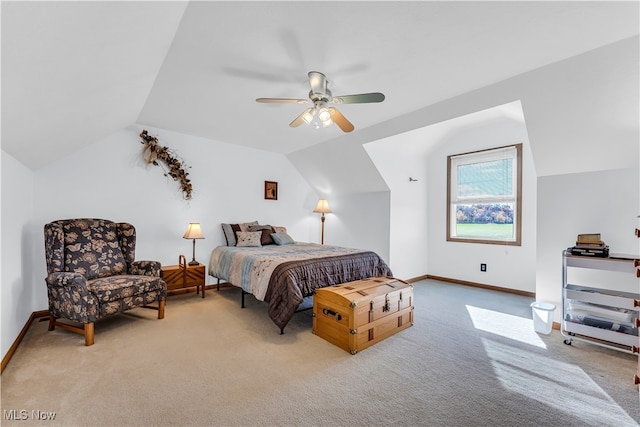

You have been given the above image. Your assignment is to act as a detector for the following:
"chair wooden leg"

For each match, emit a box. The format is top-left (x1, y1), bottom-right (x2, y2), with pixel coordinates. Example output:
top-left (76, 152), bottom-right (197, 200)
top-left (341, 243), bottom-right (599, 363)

top-left (84, 323), bottom-right (94, 346)
top-left (158, 300), bottom-right (165, 319)
top-left (48, 317), bottom-right (93, 345)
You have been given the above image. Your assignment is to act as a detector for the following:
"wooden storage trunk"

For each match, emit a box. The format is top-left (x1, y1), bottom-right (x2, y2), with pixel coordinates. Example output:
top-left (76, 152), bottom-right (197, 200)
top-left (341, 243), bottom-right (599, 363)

top-left (313, 277), bottom-right (413, 354)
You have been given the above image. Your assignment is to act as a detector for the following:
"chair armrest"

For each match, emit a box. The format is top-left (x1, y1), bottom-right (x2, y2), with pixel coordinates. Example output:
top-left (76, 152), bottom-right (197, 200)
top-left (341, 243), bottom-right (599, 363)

top-left (130, 260), bottom-right (161, 277)
top-left (46, 272), bottom-right (89, 293)
top-left (45, 272), bottom-right (98, 323)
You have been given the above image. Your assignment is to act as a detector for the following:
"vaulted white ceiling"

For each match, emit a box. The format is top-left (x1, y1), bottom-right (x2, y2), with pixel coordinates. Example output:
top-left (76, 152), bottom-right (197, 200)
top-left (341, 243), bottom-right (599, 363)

top-left (2, 1), bottom-right (639, 171)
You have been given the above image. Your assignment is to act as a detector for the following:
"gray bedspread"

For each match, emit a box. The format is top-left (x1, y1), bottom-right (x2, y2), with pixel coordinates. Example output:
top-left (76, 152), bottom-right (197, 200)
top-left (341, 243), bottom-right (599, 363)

top-left (208, 243), bottom-right (392, 331)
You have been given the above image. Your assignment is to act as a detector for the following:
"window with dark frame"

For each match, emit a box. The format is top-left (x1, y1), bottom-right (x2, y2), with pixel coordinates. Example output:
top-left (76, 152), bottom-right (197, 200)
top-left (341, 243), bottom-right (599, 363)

top-left (447, 144), bottom-right (522, 245)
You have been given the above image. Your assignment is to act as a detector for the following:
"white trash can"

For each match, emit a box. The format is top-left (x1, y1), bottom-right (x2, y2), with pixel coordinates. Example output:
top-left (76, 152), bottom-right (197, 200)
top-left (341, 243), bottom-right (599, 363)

top-left (530, 302), bottom-right (556, 334)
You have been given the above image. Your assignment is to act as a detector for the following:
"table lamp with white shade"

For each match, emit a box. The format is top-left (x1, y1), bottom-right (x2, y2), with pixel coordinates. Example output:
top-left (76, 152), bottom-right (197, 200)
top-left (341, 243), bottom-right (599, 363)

top-left (183, 222), bottom-right (205, 265)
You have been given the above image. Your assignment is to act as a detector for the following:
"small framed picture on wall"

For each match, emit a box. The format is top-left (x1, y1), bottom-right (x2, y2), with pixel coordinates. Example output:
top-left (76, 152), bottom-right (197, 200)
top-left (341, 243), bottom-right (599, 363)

top-left (264, 181), bottom-right (278, 200)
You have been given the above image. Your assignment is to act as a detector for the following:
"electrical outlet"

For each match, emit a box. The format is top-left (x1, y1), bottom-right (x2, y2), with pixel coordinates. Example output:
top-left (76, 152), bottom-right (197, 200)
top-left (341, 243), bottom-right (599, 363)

top-left (480, 263), bottom-right (487, 272)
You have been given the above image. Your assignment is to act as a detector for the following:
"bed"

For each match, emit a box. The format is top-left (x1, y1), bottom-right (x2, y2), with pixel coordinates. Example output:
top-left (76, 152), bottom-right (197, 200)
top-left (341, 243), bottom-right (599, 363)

top-left (208, 223), bottom-right (392, 333)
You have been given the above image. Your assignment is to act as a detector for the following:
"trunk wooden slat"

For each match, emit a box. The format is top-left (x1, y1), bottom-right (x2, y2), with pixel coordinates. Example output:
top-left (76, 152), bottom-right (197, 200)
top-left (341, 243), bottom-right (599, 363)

top-left (313, 277), bottom-right (413, 354)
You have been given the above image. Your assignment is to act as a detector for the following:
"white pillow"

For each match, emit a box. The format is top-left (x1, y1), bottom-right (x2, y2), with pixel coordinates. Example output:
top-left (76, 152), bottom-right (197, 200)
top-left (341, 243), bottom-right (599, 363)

top-left (236, 231), bottom-right (262, 247)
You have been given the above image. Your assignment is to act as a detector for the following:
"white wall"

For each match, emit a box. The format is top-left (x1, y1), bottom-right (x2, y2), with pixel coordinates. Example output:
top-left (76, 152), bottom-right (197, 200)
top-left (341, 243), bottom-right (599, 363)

top-left (2, 125), bottom-right (317, 360)
top-left (1, 151), bottom-right (36, 358)
top-left (426, 117), bottom-right (537, 292)
top-left (537, 167), bottom-right (639, 322)
top-left (364, 134), bottom-right (429, 281)
top-left (316, 191), bottom-right (390, 264)
top-left (364, 101), bottom-right (530, 282)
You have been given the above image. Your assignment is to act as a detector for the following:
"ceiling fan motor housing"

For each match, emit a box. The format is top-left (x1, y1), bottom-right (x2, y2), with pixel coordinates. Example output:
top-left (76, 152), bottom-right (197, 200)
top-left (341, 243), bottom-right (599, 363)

top-left (308, 71), bottom-right (331, 101)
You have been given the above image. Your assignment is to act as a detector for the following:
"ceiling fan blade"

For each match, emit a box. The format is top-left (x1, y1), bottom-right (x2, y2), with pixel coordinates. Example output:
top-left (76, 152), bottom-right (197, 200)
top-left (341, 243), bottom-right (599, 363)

top-left (256, 98), bottom-right (309, 104)
top-left (290, 108), bottom-right (314, 127)
top-left (332, 92), bottom-right (385, 104)
top-left (328, 107), bottom-right (354, 133)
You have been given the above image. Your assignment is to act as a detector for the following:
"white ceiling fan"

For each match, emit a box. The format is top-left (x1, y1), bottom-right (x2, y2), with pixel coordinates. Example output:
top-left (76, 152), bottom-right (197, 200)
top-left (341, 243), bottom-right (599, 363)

top-left (256, 71), bottom-right (385, 133)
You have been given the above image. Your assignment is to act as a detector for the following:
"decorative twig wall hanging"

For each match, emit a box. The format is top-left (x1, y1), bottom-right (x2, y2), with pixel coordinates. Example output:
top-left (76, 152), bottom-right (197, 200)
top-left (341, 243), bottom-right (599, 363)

top-left (139, 129), bottom-right (193, 200)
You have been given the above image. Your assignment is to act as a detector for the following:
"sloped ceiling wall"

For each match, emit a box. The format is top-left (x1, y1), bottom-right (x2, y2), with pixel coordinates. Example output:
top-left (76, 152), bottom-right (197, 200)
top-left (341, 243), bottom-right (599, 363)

top-left (288, 36), bottom-right (639, 198)
top-left (1, 1), bottom-right (188, 169)
top-left (2, 2), bottom-right (638, 191)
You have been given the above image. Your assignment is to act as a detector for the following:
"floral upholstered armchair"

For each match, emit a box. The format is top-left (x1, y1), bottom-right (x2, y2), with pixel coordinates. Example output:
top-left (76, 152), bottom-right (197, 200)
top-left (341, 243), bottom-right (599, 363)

top-left (44, 218), bottom-right (167, 345)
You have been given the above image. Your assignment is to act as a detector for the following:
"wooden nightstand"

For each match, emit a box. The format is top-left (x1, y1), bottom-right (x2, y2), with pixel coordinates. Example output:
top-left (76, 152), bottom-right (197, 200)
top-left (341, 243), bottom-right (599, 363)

top-left (161, 255), bottom-right (206, 297)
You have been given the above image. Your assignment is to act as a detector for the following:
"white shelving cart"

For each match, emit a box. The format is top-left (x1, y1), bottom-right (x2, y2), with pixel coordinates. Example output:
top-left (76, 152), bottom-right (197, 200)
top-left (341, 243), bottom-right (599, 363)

top-left (561, 250), bottom-right (639, 354)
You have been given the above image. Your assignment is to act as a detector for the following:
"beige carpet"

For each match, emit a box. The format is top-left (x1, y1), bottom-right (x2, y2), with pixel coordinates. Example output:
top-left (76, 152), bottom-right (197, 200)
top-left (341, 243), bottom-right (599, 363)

top-left (1, 279), bottom-right (639, 426)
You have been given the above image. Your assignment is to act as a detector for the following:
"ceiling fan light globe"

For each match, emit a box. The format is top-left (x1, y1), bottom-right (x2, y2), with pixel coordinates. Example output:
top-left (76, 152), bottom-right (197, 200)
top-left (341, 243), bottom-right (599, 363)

top-left (302, 110), bottom-right (315, 124)
top-left (318, 107), bottom-right (331, 122)
top-left (321, 118), bottom-right (333, 128)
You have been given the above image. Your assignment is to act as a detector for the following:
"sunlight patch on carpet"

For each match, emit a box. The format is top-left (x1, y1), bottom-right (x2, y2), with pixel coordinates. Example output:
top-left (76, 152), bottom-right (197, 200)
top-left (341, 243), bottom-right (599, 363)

top-left (466, 304), bottom-right (546, 348)
top-left (482, 338), bottom-right (637, 426)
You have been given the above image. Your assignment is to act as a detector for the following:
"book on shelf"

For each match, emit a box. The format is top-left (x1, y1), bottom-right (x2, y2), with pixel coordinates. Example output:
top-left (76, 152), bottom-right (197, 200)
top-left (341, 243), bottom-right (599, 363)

top-left (576, 233), bottom-right (602, 244)
top-left (574, 242), bottom-right (607, 249)
top-left (569, 246), bottom-right (609, 257)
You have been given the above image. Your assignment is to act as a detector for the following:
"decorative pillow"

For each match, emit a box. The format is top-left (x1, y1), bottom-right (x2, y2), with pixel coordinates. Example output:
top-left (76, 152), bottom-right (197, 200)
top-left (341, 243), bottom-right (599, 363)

top-left (271, 232), bottom-right (295, 246)
top-left (221, 221), bottom-right (258, 246)
top-left (272, 226), bottom-right (287, 234)
top-left (236, 231), bottom-right (262, 247)
top-left (63, 219), bottom-right (127, 280)
top-left (248, 225), bottom-right (276, 245)
top-left (238, 221), bottom-right (258, 232)
top-left (221, 223), bottom-right (235, 246)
